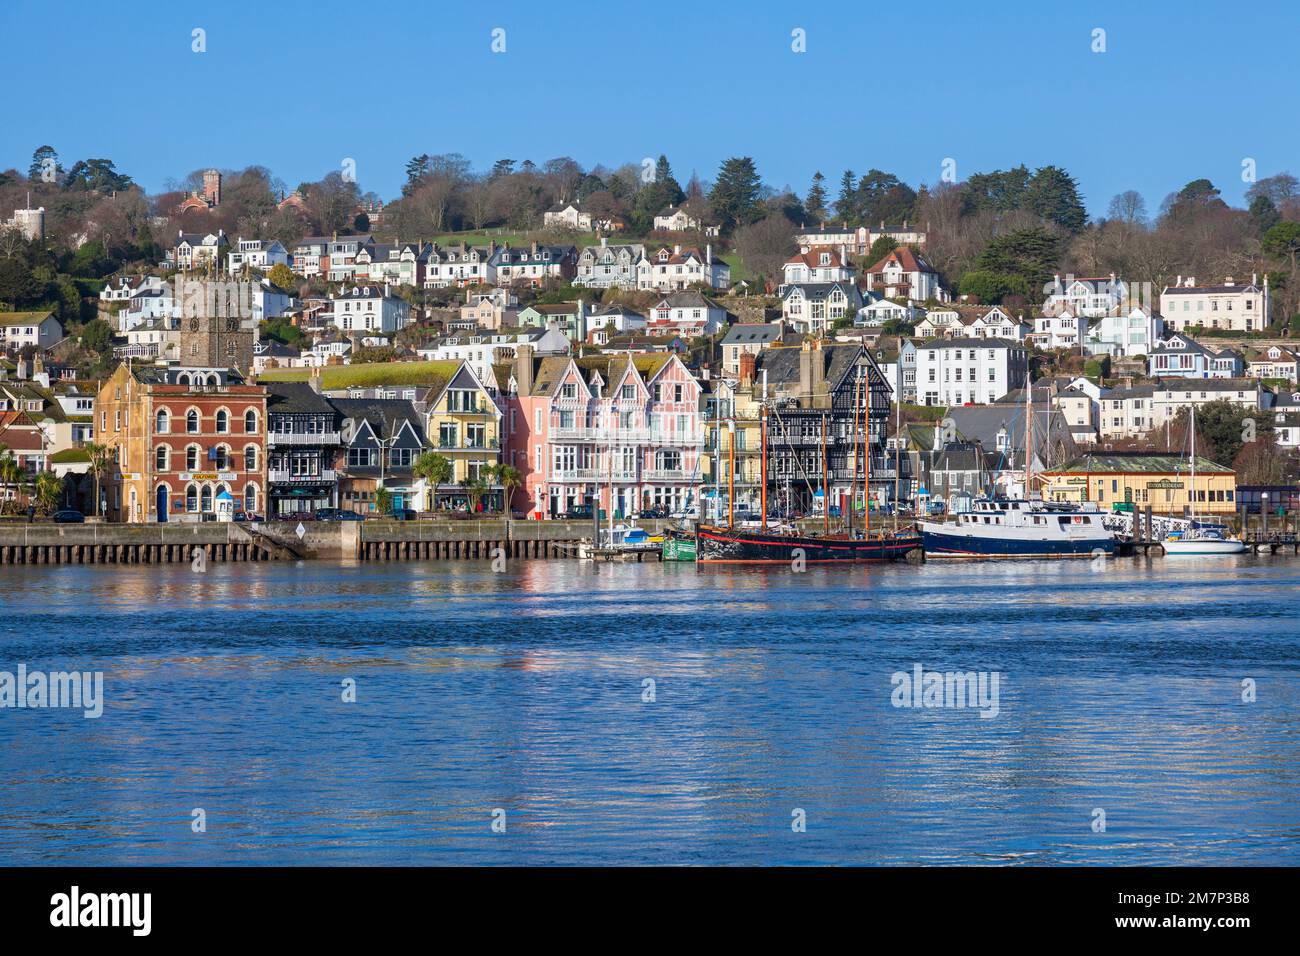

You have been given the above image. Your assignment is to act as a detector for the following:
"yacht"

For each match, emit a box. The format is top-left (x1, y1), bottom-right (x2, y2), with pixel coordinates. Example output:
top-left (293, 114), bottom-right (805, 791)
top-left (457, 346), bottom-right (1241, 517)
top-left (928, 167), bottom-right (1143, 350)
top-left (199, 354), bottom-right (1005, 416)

top-left (1162, 405), bottom-right (1246, 556)
top-left (920, 497), bottom-right (1116, 558)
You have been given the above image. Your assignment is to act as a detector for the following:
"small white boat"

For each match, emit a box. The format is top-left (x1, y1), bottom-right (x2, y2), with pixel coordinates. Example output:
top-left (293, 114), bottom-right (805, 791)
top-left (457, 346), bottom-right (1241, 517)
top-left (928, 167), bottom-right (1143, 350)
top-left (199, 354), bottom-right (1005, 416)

top-left (1163, 525), bottom-right (1247, 555)
top-left (1162, 406), bottom-right (1246, 556)
top-left (579, 523), bottom-right (661, 561)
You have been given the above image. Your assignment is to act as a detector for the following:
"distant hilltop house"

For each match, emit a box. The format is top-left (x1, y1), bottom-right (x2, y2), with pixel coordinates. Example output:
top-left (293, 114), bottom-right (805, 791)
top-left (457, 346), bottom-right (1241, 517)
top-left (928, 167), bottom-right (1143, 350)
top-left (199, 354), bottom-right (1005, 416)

top-left (1159, 275), bottom-right (1270, 333)
top-left (176, 169), bottom-right (222, 214)
top-left (794, 220), bottom-right (928, 255)
top-left (653, 203), bottom-right (719, 237)
top-left (166, 229), bottom-right (229, 270)
top-left (3, 203), bottom-right (45, 241)
top-left (543, 200), bottom-right (621, 233)
top-left (1245, 344), bottom-right (1300, 384)
top-left (780, 246), bottom-right (856, 287)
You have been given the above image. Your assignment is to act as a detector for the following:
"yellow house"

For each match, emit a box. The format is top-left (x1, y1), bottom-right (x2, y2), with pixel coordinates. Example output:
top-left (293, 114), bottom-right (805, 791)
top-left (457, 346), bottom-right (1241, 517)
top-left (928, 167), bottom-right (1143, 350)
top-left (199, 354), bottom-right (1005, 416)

top-left (1042, 452), bottom-right (1238, 515)
top-left (421, 361), bottom-right (503, 509)
top-left (702, 374), bottom-right (764, 519)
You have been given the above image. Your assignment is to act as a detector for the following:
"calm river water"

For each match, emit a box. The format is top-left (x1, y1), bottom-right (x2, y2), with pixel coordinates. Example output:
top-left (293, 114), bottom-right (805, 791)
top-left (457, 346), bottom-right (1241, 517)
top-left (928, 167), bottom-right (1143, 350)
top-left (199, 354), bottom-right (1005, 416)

top-left (1, 554), bottom-right (1297, 865)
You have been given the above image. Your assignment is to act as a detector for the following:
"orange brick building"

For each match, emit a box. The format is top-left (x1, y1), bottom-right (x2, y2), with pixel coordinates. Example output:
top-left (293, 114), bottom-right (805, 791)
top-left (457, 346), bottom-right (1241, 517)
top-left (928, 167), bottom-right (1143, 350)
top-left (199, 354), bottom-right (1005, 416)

top-left (96, 364), bottom-right (268, 522)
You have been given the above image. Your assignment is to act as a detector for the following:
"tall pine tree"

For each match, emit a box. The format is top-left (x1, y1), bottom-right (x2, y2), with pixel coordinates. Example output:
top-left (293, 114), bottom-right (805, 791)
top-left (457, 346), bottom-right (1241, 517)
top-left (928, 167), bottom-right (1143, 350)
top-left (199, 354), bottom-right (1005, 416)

top-left (805, 171), bottom-right (828, 223)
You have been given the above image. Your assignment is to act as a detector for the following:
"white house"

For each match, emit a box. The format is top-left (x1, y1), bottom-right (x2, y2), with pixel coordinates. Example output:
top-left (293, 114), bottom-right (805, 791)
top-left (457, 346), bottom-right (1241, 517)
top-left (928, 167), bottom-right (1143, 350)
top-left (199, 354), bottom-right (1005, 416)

top-left (1085, 307), bottom-right (1163, 357)
top-left (780, 246), bottom-right (855, 286)
top-left (864, 246), bottom-right (946, 302)
top-left (916, 337), bottom-right (1029, 407)
top-left (251, 277), bottom-right (297, 323)
top-left (0, 312), bottom-right (63, 351)
top-left (1031, 311), bottom-right (1089, 350)
top-left (168, 230), bottom-right (228, 270)
top-left (330, 285), bottom-right (411, 335)
top-left (636, 245), bottom-right (729, 292)
top-left (857, 296), bottom-right (925, 328)
top-left (654, 203), bottom-right (718, 236)
top-left (646, 291), bottom-right (727, 337)
top-left (227, 237), bottom-right (289, 274)
top-left (1043, 275), bottom-right (1126, 317)
top-left (782, 282), bottom-right (862, 334)
top-left (1160, 275), bottom-right (1270, 332)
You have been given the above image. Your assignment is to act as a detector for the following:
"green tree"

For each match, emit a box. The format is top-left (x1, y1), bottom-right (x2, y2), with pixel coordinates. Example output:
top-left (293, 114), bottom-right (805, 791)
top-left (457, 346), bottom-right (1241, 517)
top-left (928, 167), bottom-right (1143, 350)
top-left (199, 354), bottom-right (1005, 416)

top-left (1025, 165), bottom-right (1087, 232)
top-left (864, 235), bottom-right (898, 266)
top-left (957, 270), bottom-right (1030, 304)
top-left (1169, 400), bottom-right (1273, 467)
top-left (28, 145), bottom-right (61, 183)
top-left (835, 169), bottom-right (856, 221)
top-left (709, 157), bottom-right (763, 233)
top-left (34, 471), bottom-right (62, 514)
top-left (805, 171), bottom-right (828, 223)
top-left (974, 227), bottom-right (1064, 301)
top-left (80, 319), bottom-right (114, 358)
top-left (488, 463), bottom-right (522, 514)
top-left (1249, 195), bottom-right (1281, 236)
top-left (412, 452), bottom-right (453, 511)
top-left (1263, 221), bottom-right (1300, 320)
top-left (374, 485), bottom-right (394, 516)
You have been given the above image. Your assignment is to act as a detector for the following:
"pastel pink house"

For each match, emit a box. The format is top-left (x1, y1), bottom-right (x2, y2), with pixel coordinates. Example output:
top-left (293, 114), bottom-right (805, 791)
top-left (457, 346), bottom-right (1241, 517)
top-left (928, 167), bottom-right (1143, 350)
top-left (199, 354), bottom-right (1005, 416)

top-left (502, 345), bottom-right (703, 518)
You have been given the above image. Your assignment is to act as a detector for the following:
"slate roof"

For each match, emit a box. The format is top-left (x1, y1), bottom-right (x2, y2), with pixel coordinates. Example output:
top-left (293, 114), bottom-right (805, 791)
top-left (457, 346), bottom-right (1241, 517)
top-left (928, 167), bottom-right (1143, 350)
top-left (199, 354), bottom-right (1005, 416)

top-left (265, 381), bottom-right (337, 416)
top-left (1053, 452), bottom-right (1232, 474)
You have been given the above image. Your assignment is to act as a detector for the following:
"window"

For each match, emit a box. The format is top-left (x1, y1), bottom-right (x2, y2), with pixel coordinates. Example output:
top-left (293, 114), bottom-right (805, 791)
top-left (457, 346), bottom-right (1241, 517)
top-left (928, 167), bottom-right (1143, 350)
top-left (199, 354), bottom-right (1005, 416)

top-left (200, 486), bottom-right (213, 512)
top-left (244, 446), bottom-right (257, 472)
top-left (214, 445), bottom-right (229, 471)
top-left (187, 409), bottom-right (199, 433)
top-left (156, 409), bottom-right (170, 434)
top-left (244, 410), bottom-right (257, 433)
top-left (216, 410), bottom-right (229, 434)
top-left (244, 485), bottom-right (257, 513)
top-left (155, 446), bottom-right (169, 472)
top-left (186, 485), bottom-right (198, 512)
top-left (187, 446), bottom-right (199, 471)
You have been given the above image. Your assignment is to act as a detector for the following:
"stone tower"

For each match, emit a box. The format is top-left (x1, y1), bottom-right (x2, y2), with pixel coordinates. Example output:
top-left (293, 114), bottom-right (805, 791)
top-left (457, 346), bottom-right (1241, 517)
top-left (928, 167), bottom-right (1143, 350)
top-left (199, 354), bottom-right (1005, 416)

top-left (177, 278), bottom-right (254, 372)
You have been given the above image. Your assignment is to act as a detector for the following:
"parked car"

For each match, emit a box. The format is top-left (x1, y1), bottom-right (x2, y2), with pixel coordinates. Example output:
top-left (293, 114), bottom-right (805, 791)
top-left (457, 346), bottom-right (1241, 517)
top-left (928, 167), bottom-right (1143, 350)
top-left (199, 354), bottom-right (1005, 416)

top-left (335, 511), bottom-right (365, 521)
top-left (638, 506), bottom-right (670, 519)
top-left (52, 509), bottom-right (85, 524)
top-left (312, 508), bottom-right (345, 521)
top-left (562, 504), bottom-right (594, 520)
top-left (927, 501), bottom-right (946, 516)
top-left (390, 508), bottom-right (418, 521)
top-left (670, 506), bottom-right (699, 520)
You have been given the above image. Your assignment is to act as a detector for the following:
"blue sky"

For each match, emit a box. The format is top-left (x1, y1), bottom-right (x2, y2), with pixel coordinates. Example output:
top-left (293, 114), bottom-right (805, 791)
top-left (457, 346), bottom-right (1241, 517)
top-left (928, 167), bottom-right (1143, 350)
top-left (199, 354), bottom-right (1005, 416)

top-left (3, 0), bottom-right (1296, 217)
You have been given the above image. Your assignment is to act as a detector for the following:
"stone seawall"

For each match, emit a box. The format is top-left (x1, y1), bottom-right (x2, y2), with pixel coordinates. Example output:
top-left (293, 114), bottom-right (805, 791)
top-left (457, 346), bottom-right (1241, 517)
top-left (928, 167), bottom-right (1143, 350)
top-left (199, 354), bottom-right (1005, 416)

top-left (0, 519), bottom-right (671, 565)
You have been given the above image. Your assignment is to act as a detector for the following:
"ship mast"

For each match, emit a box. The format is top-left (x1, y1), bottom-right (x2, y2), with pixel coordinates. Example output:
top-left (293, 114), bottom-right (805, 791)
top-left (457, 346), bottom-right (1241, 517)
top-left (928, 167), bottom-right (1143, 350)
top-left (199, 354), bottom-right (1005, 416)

top-left (849, 367), bottom-right (861, 535)
top-left (1024, 371), bottom-right (1034, 498)
top-left (864, 363), bottom-right (871, 538)
top-left (893, 377), bottom-right (901, 533)
top-left (728, 418), bottom-right (736, 529)
top-left (760, 374), bottom-right (768, 532)
top-left (821, 412), bottom-right (829, 535)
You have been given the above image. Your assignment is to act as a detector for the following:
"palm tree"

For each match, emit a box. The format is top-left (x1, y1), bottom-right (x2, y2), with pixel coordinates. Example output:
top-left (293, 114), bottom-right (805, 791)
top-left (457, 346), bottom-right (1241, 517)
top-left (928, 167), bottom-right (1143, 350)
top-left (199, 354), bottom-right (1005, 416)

top-left (84, 442), bottom-right (113, 519)
top-left (460, 475), bottom-right (488, 513)
top-left (34, 471), bottom-right (62, 515)
top-left (412, 451), bottom-right (453, 511)
top-left (0, 447), bottom-right (20, 516)
top-left (487, 463), bottom-right (522, 515)
top-left (374, 485), bottom-right (394, 516)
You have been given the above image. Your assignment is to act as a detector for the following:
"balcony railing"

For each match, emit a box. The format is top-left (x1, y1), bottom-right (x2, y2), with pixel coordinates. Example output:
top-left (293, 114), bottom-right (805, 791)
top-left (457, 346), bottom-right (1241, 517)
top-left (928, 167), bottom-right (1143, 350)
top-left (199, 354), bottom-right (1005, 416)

top-left (438, 438), bottom-right (499, 449)
top-left (549, 425), bottom-right (702, 444)
top-left (269, 468), bottom-right (338, 483)
top-left (643, 468), bottom-right (694, 481)
top-left (268, 431), bottom-right (341, 446)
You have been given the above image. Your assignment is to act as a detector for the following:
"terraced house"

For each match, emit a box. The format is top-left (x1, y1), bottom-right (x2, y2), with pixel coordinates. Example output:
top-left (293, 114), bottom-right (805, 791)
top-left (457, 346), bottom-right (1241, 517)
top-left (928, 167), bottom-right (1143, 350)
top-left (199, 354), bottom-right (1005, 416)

top-left (502, 346), bottom-right (703, 518)
top-left (574, 239), bottom-right (646, 289)
top-left (421, 362), bottom-right (504, 510)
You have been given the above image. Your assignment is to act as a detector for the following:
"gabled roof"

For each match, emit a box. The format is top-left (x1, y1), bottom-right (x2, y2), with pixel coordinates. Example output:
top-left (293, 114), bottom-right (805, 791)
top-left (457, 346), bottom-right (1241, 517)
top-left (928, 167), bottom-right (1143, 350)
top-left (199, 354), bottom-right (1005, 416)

top-left (867, 246), bottom-right (936, 275)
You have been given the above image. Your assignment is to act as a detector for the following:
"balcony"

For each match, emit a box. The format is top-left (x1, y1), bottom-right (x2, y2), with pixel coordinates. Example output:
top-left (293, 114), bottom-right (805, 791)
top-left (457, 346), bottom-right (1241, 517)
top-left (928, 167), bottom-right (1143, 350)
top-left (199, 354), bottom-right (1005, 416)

top-left (268, 431), bottom-right (341, 446)
top-left (644, 468), bottom-right (694, 481)
top-left (437, 438), bottom-right (499, 450)
top-left (549, 425), bottom-right (701, 445)
top-left (269, 469), bottom-right (337, 483)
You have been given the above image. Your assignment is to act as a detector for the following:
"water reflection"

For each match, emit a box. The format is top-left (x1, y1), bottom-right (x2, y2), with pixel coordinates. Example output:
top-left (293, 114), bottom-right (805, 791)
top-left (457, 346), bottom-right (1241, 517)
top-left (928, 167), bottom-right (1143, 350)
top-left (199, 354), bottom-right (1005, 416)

top-left (0, 556), bottom-right (1297, 864)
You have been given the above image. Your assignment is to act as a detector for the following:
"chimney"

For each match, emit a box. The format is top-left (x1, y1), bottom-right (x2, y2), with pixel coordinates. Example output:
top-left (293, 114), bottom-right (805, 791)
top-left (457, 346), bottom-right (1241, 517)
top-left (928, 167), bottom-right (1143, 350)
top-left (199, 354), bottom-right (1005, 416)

top-left (799, 340), bottom-right (814, 399)
top-left (515, 344), bottom-right (535, 396)
top-left (706, 244), bottom-right (712, 266)
top-left (739, 351), bottom-right (756, 386)
top-left (308, 366), bottom-right (323, 394)
top-left (530, 240), bottom-right (538, 256)
top-left (674, 244), bottom-right (681, 255)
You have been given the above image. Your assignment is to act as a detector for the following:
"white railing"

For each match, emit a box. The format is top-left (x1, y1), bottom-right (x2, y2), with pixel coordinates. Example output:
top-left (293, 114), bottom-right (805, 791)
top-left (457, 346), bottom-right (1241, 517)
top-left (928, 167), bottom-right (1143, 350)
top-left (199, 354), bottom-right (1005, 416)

top-left (549, 425), bottom-right (702, 445)
top-left (268, 431), bottom-right (341, 446)
top-left (269, 469), bottom-right (337, 483)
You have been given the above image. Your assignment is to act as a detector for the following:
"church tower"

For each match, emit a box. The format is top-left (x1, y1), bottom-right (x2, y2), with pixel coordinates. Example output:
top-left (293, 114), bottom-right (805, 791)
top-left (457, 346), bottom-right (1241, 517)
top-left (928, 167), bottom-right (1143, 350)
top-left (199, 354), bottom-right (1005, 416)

top-left (177, 278), bottom-right (254, 372)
